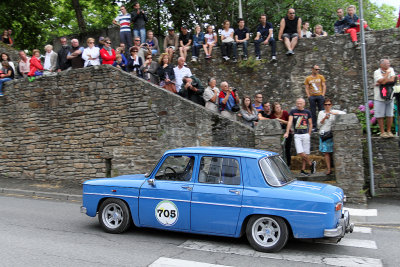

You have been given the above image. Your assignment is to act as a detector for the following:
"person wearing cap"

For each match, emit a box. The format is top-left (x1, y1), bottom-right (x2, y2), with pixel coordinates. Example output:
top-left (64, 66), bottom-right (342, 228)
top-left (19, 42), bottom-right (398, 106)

top-left (163, 27), bottom-right (179, 63)
top-left (179, 26), bottom-right (192, 63)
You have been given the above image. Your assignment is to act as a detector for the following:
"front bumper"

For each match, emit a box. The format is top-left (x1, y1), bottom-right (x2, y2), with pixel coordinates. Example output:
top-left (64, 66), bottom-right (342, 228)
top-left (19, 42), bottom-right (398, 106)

top-left (324, 210), bottom-right (354, 238)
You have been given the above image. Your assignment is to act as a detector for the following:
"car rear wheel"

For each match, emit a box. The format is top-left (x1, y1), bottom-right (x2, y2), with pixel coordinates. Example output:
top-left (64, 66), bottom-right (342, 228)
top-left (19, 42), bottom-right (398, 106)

top-left (246, 215), bottom-right (288, 252)
top-left (99, 198), bottom-right (131, 234)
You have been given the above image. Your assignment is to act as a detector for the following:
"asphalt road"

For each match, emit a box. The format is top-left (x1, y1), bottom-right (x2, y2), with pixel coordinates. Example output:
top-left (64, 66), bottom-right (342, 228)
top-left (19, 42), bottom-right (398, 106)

top-left (1, 195), bottom-right (399, 267)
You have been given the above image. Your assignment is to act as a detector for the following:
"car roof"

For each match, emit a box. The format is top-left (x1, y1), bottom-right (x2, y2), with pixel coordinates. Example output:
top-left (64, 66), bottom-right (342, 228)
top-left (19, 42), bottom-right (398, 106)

top-left (164, 147), bottom-right (278, 159)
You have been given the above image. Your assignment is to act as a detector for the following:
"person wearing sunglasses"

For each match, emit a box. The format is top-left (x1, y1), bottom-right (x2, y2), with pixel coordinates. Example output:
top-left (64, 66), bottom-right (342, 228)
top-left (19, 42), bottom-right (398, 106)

top-left (82, 38), bottom-right (100, 67)
top-left (99, 37), bottom-right (116, 65)
top-left (140, 54), bottom-right (158, 84)
top-left (278, 8), bottom-right (302, 55)
top-left (304, 65), bottom-right (326, 132)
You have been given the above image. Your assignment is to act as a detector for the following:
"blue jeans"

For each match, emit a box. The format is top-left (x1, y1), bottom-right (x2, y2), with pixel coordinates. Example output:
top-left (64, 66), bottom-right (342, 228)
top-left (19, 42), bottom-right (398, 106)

top-left (192, 44), bottom-right (202, 58)
top-left (254, 37), bottom-right (276, 57)
top-left (309, 95), bottom-right (325, 129)
top-left (133, 28), bottom-right (146, 44)
top-left (0, 78), bottom-right (12, 94)
top-left (120, 31), bottom-right (133, 49)
top-left (233, 41), bottom-right (248, 58)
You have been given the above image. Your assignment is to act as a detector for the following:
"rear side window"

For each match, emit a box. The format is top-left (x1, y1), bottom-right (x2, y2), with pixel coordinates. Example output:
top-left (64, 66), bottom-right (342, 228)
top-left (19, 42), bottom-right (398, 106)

top-left (198, 157), bottom-right (240, 185)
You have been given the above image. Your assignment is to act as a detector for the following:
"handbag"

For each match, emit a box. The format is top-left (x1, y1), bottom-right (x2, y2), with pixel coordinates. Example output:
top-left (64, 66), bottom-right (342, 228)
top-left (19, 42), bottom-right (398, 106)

top-left (222, 37), bottom-right (234, 43)
top-left (162, 82), bottom-right (177, 94)
top-left (320, 131), bottom-right (333, 141)
top-left (231, 104), bottom-right (240, 113)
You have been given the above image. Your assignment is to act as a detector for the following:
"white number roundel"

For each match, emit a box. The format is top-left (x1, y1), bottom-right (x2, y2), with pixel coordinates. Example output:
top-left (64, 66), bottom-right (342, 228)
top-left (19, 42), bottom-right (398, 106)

top-left (155, 200), bottom-right (179, 226)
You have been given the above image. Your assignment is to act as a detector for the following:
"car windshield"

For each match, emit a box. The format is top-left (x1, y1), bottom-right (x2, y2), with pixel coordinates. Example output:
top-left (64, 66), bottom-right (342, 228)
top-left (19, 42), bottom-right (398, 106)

top-left (259, 156), bottom-right (296, 186)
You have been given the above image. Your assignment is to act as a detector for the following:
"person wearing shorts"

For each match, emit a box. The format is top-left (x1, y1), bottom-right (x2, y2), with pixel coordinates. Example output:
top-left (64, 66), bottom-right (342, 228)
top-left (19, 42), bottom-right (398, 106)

top-left (284, 98), bottom-right (316, 176)
top-left (278, 8), bottom-right (302, 55)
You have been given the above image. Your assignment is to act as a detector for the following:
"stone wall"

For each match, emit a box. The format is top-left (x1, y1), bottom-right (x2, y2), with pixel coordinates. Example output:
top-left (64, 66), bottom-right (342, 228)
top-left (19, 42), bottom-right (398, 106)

top-left (0, 65), bottom-right (254, 182)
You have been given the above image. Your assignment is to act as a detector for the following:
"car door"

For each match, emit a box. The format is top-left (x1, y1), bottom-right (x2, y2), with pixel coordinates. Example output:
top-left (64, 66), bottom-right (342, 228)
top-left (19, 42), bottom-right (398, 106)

top-left (138, 154), bottom-right (195, 231)
top-left (191, 155), bottom-right (243, 236)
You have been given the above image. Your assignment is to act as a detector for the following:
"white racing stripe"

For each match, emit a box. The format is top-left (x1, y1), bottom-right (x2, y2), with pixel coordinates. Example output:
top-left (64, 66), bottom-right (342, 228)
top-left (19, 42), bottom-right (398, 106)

top-left (344, 207), bottom-right (378, 217)
top-left (149, 257), bottom-right (231, 267)
top-left (179, 240), bottom-right (382, 267)
top-left (353, 226), bottom-right (372, 234)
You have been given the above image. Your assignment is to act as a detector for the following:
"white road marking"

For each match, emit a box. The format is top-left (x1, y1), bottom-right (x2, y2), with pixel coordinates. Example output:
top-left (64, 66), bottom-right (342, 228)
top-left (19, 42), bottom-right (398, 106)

top-left (344, 207), bottom-right (378, 217)
top-left (335, 238), bottom-right (377, 249)
top-left (149, 257), bottom-right (232, 267)
top-left (179, 240), bottom-right (382, 267)
top-left (353, 226), bottom-right (372, 234)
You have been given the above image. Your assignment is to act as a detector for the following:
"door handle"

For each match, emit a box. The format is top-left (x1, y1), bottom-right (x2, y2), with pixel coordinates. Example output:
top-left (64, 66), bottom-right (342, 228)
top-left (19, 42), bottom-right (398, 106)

top-left (229, 190), bottom-right (240, 195)
top-left (181, 186), bottom-right (193, 191)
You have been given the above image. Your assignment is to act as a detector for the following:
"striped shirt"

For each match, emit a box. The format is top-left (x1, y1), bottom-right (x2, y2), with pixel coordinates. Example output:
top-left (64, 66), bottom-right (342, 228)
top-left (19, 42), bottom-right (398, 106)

top-left (115, 13), bottom-right (131, 32)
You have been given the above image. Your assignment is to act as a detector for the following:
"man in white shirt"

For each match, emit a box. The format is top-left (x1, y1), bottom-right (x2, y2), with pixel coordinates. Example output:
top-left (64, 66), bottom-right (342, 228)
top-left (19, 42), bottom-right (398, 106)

top-left (43, 44), bottom-right (58, 75)
top-left (173, 57), bottom-right (192, 93)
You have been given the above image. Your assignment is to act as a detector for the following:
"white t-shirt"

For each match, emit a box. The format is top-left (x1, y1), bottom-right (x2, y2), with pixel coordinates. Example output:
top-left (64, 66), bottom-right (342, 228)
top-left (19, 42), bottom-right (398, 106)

top-left (205, 33), bottom-right (216, 44)
top-left (173, 66), bottom-right (192, 92)
top-left (373, 67), bottom-right (396, 101)
top-left (221, 28), bottom-right (234, 38)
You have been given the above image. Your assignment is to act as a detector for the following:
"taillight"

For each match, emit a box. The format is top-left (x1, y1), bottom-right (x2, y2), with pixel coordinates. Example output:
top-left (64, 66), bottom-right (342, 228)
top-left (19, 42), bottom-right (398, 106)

top-left (335, 202), bottom-right (342, 211)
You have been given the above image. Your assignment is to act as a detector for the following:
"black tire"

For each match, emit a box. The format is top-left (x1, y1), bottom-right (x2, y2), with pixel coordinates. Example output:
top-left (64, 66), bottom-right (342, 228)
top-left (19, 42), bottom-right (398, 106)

top-left (98, 198), bottom-right (131, 234)
top-left (246, 215), bottom-right (289, 252)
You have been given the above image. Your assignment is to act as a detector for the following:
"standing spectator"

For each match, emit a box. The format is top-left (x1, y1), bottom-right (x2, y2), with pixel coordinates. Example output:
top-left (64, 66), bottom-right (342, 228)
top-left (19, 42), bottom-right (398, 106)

top-left (284, 98), bottom-right (316, 176)
top-left (203, 77), bottom-right (220, 112)
top-left (1, 30), bottom-right (12, 46)
top-left (233, 19), bottom-right (250, 61)
top-left (203, 25), bottom-right (217, 59)
top-left (254, 14), bottom-right (276, 61)
top-left (278, 8), bottom-right (302, 55)
top-left (239, 96), bottom-right (258, 128)
top-left (140, 53), bottom-right (158, 84)
top-left (7, 29), bottom-right (14, 46)
top-left (99, 38), bottom-right (116, 65)
top-left (98, 36), bottom-right (106, 50)
top-left (220, 20), bottom-right (235, 61)
top-left (312, 25), bottom-right (328, 37)
top-left (179, 26), bottom-right (192, 63)
top-left (258, 102), bottom-right (271, 120)
top-left (219, 81), bottom-right (240, 120)
top-left (343, 5), bottom-right (369, 48)
top-left (163, 27), bottom-right (179, 63)
top-left (82, 38), bottom-right (100, 67)
top-left (1, 53), bottom-right (15, 73)
top-left (43, 45), bottom-right (58, 75)
top-left (127, 46), bottom-right (143, 76)
top-left (318, 98), bottom-right (346, 175)
top-left (179, 76), bottom-right (205, 106)
top-left (28, 49), bottom-right (44, 78)
top-left (252, 93), bottom-right (264, 112)
top-left (191, 25), bottom-right (204, 62)
top-left (18, 51), bottom-right (30, 78)
top-left (67, 39), bottom-right (85, 69)
top-left (374, 59), bottom-right (396, 138)
top-left (145, 30), bottom-right (159, 55)
top-left (157, 53), bottom-right (176, 93)
top-left (0, 61), bottom-right (14, 96)
top-left (270, 102), bottom-right (292, 167)
top-left (301, 22), bottom-right (312, 38)
top-left (173, 57), bottom-right (192, 93)
top-left (304, 64), bottom-right (326, 131)
top-left (56, 37), bottom-right (70, 72)
top-left (334, 8), bottom-right (346, 34)
top-left (112, 5), bottom-right (132, 49)
top-left (131, 2), bottom-right (148, 44)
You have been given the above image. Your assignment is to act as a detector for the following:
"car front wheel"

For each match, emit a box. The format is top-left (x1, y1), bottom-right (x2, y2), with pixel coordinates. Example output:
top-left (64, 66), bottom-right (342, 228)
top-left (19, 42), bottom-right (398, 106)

top-left (99, 198), bottom-right (131, 234)
top-left (246, 215), bottom-right (288, 252)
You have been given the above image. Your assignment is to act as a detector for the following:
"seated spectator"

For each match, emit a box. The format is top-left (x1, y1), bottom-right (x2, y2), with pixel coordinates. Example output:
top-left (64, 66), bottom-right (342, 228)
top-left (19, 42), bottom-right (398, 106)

top-left (0, 61), bottom-right (14, 96)
top-left (258, 102), bottom-right (271, 120)
top-left (179, 26), bottom-right (192, 63)
top-left (127, 46), bottom-right (142, 76)
top-left (252, 93), bottom-right (264, 112)
top-left (1, 53), bottom-right (15, 73)
top-left (179, 76), bottom-right (205, 106)
top-left (278, 8), bottom-right (302, 55)
top-left (113, 54), bottom-right (127, 71)
top-left (343, 5), bottom-right (369, 47)
top-left (270, 102), bottom-right (292, 166)
top-left (220, 20), bottom-right (235, 61)
top-left (82, 38), bottom-right (100, 67)
top-left (145, 30), bottom-right (159, 55)
top-left (233, 19), bottom-right (250, 61)
top-left (191, 25), bottom-right (204, 62)
top-left (116, 47), bottom-right (128, 66)
top-left (100, 37), bottom-right (116, 65)
top-left (18, 50), bottom-right (30, 78)
top-left (28, 49), bottom-right (44, 78)
top-left (173, 57), bottom-right (192, 93)
top-left (132, 37), bottom-right (149, 63)
top-left (1, 30), bottom-right (12, 46)
top-left (163, 27), bottom-right (179, 63)
top-left (67, 38), bottom-right (85, 69)
top-left (140, 53), bottom-right (158, 84)
top-left (203, 25), bottom-right (217, 59)
top-left (254, 14), bottom-right (276, 61)
top-left (56, 37), bottom-right (71, 72)
top-left (43, 45), bottom-right (58, 75)
top-left (334, 8), bottom-right (346, 34)
top-left (203, 77), bottom-right (219, 112)
top-left (98, 36), bottom-right (106, 50)
top-left (157, 53), bottom-right (176, 93)
top-left (301, 22), bottom-right (312, 38)
top-left (219, 81), bottom-right (240, 120)
top-left (7, 29), bottom-right (14, 46)
top-left (119, 42), bottom-right (128, 57)
top-left (312, 24), bottom-right (328, 37)
top-left (239, 96), bottom-right (258, 128)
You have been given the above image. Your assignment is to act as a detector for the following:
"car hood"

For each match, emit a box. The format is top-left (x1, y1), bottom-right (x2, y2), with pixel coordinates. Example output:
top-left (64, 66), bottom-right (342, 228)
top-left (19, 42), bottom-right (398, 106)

top-left (83, 174), bottom-right (147, 188)
top-left (286, 180), bottom-right (344, 202)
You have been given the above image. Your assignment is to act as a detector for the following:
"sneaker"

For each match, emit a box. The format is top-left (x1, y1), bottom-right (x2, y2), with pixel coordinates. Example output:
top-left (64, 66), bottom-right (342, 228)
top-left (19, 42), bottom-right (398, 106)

top-left (301, 170), bottom-right (310, 176)
top-left (380, 132), bottom-right (389, 138)
top-left (310, 161), bottom-right (317, 174)
top-left (184, 62), bottom-right (187, 66)
top-left (290, 50), bottom-right (295, 55)
top-left (387, 131), bottom-right (394, 138)
top-left (286, 50), bottom-right (291, 55)
top-left (255, 56), bottom-right (261, 60)
top-left (271, 56), bottom-right (277, 61)
top-left (232, 58), bottom-right (237, 62)
top-left (353, 41), bottom-right (359, 47)
top-left (205, 54), bottom-right (210, 59)
top-left (191, 57), bottom-right (196, 62)
top-left (222, 56), bottom-right (228, 61)
top-left (243, 56), bottom-right (248, 61)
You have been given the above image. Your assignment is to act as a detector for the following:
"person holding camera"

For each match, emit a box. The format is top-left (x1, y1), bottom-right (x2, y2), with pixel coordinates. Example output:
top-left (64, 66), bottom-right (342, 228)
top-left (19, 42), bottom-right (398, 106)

top-left (131, 2), bottom-right (148, 44)
top-left (178, 76), bottom-right (205, 106)
top-left (219, 82), bottom-right (240, 121)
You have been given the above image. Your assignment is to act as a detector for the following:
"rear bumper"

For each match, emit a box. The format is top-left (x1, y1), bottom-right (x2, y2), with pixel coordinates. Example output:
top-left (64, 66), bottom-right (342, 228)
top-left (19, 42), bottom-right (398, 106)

top-left (324, 210), bottom-right (354, 238)
top-left (80, 206), bottom-right (87, 214)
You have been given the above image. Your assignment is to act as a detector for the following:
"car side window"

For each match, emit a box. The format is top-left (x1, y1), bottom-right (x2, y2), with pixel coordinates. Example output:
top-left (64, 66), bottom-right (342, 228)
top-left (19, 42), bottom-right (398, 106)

top-left (198, 157), bottom-right (240, 185)
top-left (155, 155), bottom-right (194, 181)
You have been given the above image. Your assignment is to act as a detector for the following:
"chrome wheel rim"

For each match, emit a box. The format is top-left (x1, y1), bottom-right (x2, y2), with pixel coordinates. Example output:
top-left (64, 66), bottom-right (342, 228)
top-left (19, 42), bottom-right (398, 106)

top-left (102, 203), bottom-right (124, 229)
top-left (252, 217), bottom-right (281, 248)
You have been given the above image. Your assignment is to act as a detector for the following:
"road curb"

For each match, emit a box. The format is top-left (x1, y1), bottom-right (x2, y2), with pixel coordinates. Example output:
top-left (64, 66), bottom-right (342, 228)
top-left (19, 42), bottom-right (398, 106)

top-left (0, 188), bottom-right (82, 202)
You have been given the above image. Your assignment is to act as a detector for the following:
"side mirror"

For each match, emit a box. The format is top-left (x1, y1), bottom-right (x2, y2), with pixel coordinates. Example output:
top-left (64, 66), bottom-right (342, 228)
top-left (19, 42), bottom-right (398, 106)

top-left (148, 178), bottom-right (155, 186)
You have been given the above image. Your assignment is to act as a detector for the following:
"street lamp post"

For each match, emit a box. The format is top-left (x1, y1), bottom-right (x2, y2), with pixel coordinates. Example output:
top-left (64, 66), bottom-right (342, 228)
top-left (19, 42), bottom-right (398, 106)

top-left (238, 0), bottom-right (243, 18)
